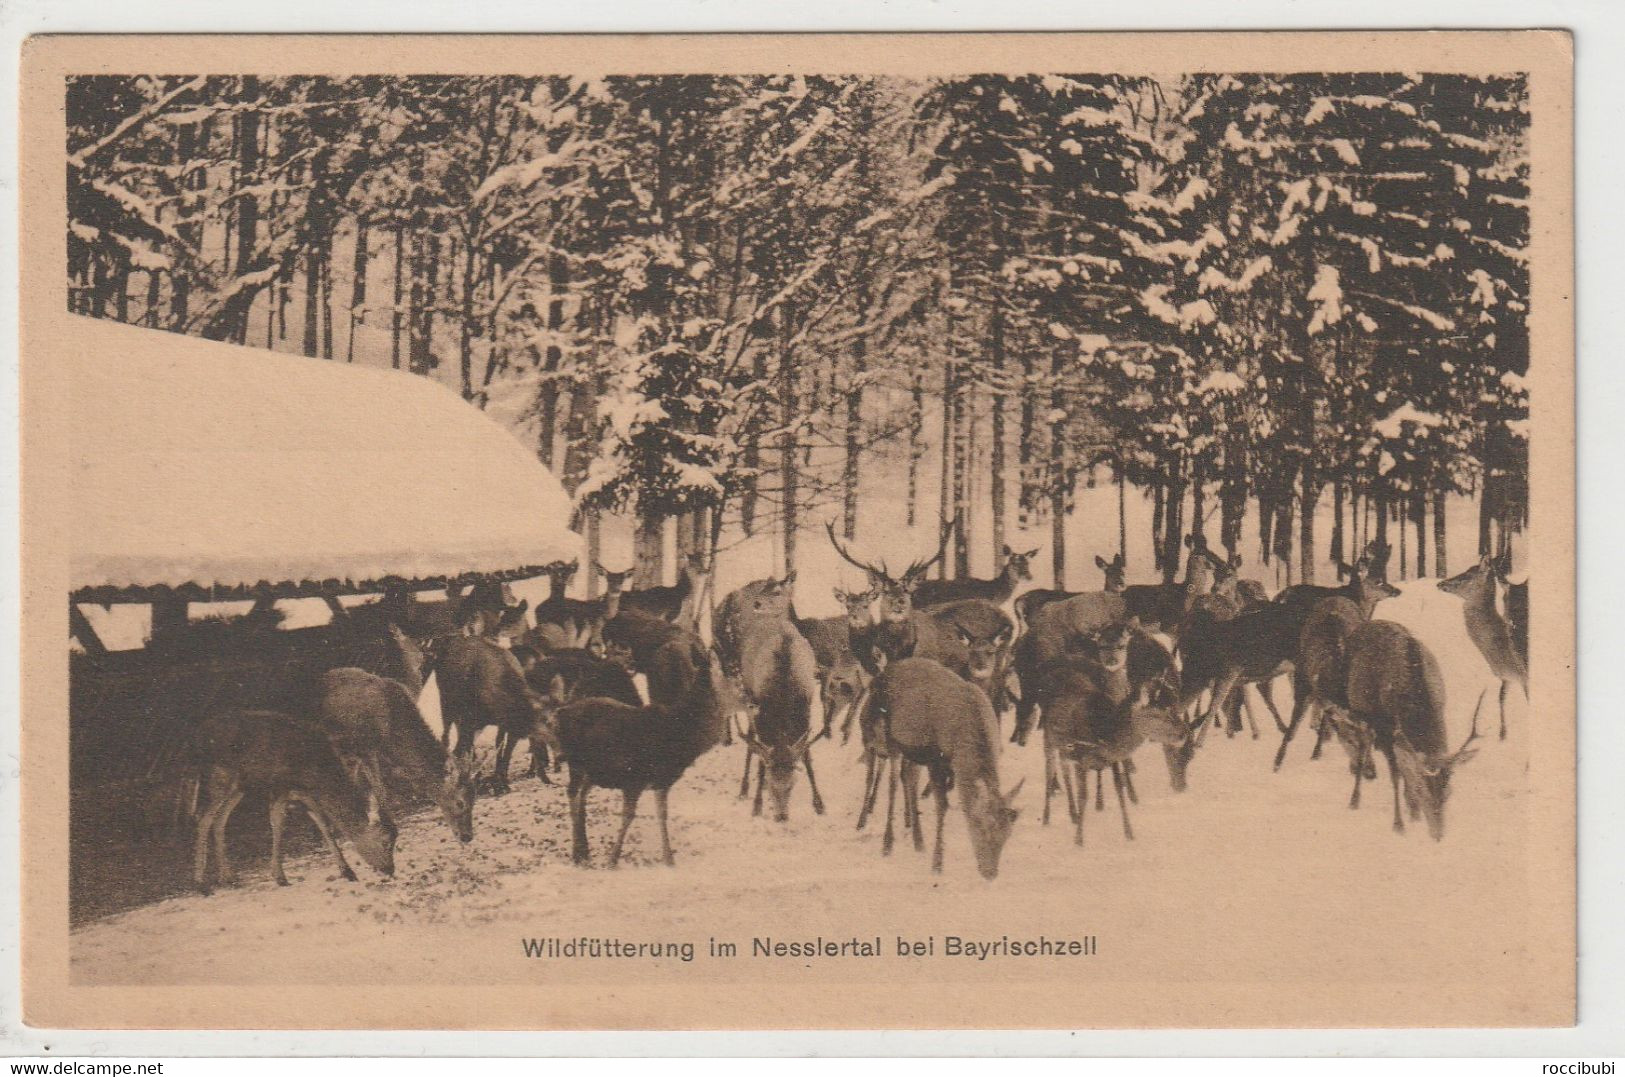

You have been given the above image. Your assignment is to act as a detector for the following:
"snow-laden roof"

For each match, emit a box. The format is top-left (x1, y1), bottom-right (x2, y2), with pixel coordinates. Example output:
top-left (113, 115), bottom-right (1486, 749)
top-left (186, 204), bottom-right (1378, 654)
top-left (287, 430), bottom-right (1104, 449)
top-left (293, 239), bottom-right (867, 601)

top-left (66, 318), bottom-right (583, 595)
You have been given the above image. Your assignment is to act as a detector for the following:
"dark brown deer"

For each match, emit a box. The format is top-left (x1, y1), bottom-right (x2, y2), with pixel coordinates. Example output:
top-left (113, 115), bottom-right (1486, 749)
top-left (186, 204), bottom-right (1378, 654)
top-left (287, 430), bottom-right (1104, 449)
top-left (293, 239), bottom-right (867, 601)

top-left (1037, 626), bottom-right (1185, 847)
top-left (1115, 535), bottom-right (1225, 637)
top-left (614, 552), bottom-right (709, 623)
top-left (1180, 558), bottom-right (1399, 740)
top-left (1438, 553), bottom-right (1528, 740)
top-left (435, 635), bottom-right (560, 793)
top-left (862, 657), bottom-right (1023, 878)
top-left (793, 586), bottom-right (874, 673)
top-left (826, 520), bottom-right (952, 624)
top-left (547, 670), bottom-right (729, 868)
top-left (189, 708), bottom-right (397, 893)
top-left (910, 543), bottom-right (1039, 609)
top-left (314, 668), bottom-right (477, 842)
top-left (1270, 591), bottom-right (1394, 774)
top-left (1343, 619), bottom-right (1481, 839)
top-left (719, 574), bottom-right (825, 821)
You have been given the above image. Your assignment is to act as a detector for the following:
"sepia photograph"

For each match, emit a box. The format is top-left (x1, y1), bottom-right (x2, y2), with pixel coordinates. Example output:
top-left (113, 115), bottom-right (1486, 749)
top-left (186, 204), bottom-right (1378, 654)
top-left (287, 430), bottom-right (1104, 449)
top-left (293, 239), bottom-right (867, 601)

top-left (16, 31), bottom-right (1574, 1032)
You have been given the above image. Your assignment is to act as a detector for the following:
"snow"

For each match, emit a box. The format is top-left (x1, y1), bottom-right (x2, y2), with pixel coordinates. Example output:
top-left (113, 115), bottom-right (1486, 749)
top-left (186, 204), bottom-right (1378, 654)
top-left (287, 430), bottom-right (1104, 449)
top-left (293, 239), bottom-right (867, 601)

top-left (66, 317), bottom-right (582, 594)
top-left (1306, 264), bottom-right (1344, 336)
top-left (1373, 403), bottom-right (1445, 439)
top-left (69, 476), bottom-right (1534, 997)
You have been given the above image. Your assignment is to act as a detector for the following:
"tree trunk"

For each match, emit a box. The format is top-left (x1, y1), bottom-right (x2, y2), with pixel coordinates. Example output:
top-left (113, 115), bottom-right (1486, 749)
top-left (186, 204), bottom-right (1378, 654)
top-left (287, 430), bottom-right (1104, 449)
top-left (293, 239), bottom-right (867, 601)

top-left (1161, 474), bottom-right (1185, 585)
top-left (1118, 461), bottom-right (1128, 565)
top-left (1433, 488), bottom-right (1448, 577)
top-left (1019, 348), bottom-right (1036, 533)
top-left (1375, 491), bottom-right (1389, 565)
top-left (1151, 478), bottom-right (1165, 574)
top-left (232, 77), bottom-right (261, 345)
top-left (1273, 486), bottom-right (1295, 584)
top-left (953, 379), bottom-right (971, 581)
top-left (939, 356), bottom-right (956, 579)
top-left (741, 351), bottom-right (765, 536)
top-left (1413, 488), bottom-right (1427, 580)
top-left (1330, 479), bottom-right (1346, 568)
top-left (390, 227), bottom-right (405, 369)
top-left (146, 270), bottom-right (162, 329)
top-left (634, 511), bottom-right (665, 590)
top-left (347, 221), bottom-right (368, 362)
top-left (1397, 501), bottom-right (1408, 581)
top-left (989, 304), bottom-right (1007, 561)
top-left (302, 247), bottom-right (321, 358)
top-left (1300, 467), bottom-right (1317, 584)
top-left (906, 373), bottom-right (923, 528)
top-left (319, 235), bottom-right (334, 359)
top-left (841, 329), bottom-right (866, 540)
top-left (1049, 350), bottom-right (1068, 589)
top-left (780, 308), bottom-right (799, 579)
top-left (1190, 461), bottom-right (1207, 543)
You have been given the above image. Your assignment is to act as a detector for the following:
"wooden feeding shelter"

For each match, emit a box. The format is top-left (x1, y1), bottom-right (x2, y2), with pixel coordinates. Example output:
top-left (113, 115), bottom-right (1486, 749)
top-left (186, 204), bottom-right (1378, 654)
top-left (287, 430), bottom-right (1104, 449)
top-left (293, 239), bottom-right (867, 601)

top-left (66, 316), bottom-right (582, 650)
top-left (62, 317), bottom-right (582, 920)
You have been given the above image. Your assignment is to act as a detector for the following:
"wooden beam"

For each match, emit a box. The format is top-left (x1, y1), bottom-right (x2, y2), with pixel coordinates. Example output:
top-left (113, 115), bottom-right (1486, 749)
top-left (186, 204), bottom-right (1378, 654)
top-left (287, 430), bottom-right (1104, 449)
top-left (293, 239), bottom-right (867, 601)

top-left (68, 604), bottom-right (107, 656)
top-left (69, 560), bottom-right (570, 606)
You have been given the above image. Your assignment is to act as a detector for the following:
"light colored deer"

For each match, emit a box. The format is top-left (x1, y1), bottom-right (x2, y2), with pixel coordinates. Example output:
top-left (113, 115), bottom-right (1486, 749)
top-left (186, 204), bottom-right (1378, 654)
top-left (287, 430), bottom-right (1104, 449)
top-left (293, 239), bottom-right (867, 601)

top-left (1438, 554), bottom-right (1528, 740)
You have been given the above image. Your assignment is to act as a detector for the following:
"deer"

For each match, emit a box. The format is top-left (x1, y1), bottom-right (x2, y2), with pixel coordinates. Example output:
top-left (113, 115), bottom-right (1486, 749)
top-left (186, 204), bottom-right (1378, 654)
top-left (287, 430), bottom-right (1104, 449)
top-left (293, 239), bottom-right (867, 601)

top-left (313, 667), bottom-right (477, 843)
top-left (614, 552), bottom-right (709, 623)
top-left (793, 586), bottom-right (875, 675)
top-left (189, 708), bottom-right (397, 893)
top-left (435, 634), bottom-right (561, 794)
top-left (860, 656), bottom-right (1024, 878)
top-left (516, 650), bottom-right (642, 777)
top-left (544, 663), bottom-right (729, 868)
top-left (1179, 555), bottom-right (1399, 743)
top-left (909, 543), bottom-right (1040, 609)
top-left (714, 572), bottom-right (826, 821)
top-left (1037, 623), bottom-right (1191, 847)
top-left (1114, 534), bottom-right (1226, 638)
top-left (826, 520), bottom-right (952, 624)
top-left (1343, 619), bottom-right (1482, 839)
top-left (1274, 540), bottom-right (1391, 614)
top-left (526, 563), bottom-right (635, 653)
top-left (1438, 553), bottom-right (1528, 740)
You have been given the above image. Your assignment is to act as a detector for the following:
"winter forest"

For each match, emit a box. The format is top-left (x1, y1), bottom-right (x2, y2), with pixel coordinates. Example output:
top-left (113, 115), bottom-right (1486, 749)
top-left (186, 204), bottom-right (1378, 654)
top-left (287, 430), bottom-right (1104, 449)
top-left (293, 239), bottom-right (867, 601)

top-left (65, 72), bottom-right (1531, 593)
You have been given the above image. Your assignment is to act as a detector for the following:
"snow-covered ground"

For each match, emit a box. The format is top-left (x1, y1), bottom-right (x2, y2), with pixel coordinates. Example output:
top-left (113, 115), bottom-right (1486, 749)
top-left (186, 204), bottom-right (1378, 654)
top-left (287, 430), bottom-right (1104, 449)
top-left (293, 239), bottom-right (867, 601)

top-left (71, 572), bottom-right (1528, 989)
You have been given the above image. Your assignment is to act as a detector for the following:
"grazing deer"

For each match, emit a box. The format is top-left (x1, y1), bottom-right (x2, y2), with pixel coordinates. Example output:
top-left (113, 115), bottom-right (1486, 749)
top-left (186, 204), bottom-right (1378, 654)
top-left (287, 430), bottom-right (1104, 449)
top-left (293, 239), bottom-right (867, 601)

top-left (717, 573), bottom-right (826, 821)
top-left (862, 657), bottom-right (1023, 878)
top-left (546, 671), bottom-right (729, 868)
top-left (1344, 620), bottom-right (1482, 839)
top-left (189, 708), bottom-right (396, 893)
top-left (910, 543), bottom-right (1040, 609)
top-left (435, 635), bottom-right (560, 793)
top-left (1269, 598), bottom-right (1372, 774)
top-left (1438, 553), bottom-right (1528, 740)
top-left (314, 668), bottom-right (477, 842)
top-left (826, 521), bottom-right (952, 624)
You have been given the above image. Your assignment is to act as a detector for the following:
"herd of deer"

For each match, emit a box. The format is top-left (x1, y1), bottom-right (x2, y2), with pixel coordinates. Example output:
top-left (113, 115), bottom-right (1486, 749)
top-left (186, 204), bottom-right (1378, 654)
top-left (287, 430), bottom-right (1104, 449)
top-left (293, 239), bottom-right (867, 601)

top-left (180, 521), bottom-right (1529, 896)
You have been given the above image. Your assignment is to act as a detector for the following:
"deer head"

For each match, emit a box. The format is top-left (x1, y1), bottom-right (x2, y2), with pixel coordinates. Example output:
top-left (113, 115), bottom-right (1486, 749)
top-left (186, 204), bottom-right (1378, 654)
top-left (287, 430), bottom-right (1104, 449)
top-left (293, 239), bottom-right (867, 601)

top-left (832, 586), bottom-right (876, 630)
top-left (1095, 552), bottom-right (1127, 592)
top-left (826, 521), bottom-right (950, 623)
top-left (439, 751), bottom-right (477, 843)
top-left (963, 777), bottom-right (1024, 880)
top-left (1001, 544), bottom-right (1040, 584)
top-left (1439, 554), bottom-right (1496, 601)
top-left (952, 616), bottom-right (1014, 682)
top-left (735, 719), bottom-right (810, 823)
top-left (1396, 708), bottom-right (1482, 841)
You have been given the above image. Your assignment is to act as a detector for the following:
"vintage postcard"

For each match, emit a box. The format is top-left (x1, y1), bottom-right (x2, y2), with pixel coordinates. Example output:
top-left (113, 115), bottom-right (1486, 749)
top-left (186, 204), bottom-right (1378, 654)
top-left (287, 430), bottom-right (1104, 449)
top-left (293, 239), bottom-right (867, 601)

top-left (19, 31), bottom-right (1574, 1030)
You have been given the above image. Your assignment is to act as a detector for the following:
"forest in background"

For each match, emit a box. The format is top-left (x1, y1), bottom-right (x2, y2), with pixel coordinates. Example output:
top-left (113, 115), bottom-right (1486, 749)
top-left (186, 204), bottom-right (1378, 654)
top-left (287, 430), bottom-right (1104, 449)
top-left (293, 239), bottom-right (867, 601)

top-left (65, 72), bottom-right (1531, 592)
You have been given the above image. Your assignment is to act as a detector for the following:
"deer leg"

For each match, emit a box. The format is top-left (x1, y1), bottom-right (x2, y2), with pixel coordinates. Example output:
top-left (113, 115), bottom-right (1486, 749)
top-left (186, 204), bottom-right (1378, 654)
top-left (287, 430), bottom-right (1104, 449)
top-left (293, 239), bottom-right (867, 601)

top-left (1095, 766), bottom-right (1105, 812)
top-left (1112, 763), bottom-right (1134, 841)
top-left (609, 788), bottom-right (642, 869)
top-left (1041, 741), bottom-right (1055, 826)
top-left (1123, 761), bottom-right (1139, 805)
top-left (290, 792), bottom-right (356, 882)
top-left (493, 731), bottom-right (517, 795)
top-left (1204, 670), bottom-right (1243, 730)
top-left (1349, 731), bottom-right (1367, 809)
top-left (1382, 744), bottom-right (1405, 834)
top-left (654, 787), bottom-right (675, 867)
top-left (902, 763), bottom-right (925, 853)
top-left (1276, 692), bottom-right (1312, 771)
top-left (1255, 680), bottom-right (1288, 737)
top-left (568, 771), bottom-right (592, 866)
top-left (931, 770), bottom-right (949, 874)
top-left (738, 745), bottom-right (752, 799)
top-left (269, 794), bottom-right (293, 886)
top-left (211, 787), bottom-right (245, 887)
top-left (1498, 678), bottom-right (1510, 741)
top-left (1072, 762), bottom-right (1086, 848)
top-left (883, 756), bottom-right (899, 857)
top-left (803, 750), bottom-right (826, 816)
top-left (192, 777), bottom-right (230, 893)
top-left (529, 737), bottom-right (553, 785)
top-left (751, 757), bottom-right (766, 817)
top-left (857, 750), bottom-right (880, 831)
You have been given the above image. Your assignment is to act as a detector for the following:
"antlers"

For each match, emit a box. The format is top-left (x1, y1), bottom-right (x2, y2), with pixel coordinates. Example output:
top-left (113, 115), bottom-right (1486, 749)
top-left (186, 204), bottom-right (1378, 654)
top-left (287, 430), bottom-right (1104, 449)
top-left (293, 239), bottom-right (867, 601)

top-left (825, 521), bottom-right (889, 584)
top-left (825, 520), bottom-right (953, 591)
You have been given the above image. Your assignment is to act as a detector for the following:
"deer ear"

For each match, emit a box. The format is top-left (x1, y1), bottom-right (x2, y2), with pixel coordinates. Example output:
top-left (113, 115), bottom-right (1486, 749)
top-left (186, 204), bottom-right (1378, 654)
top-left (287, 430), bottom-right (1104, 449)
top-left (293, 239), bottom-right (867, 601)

top-left (1095, 555), bottom-right (1108, 570)
top-left (547, 673), bottom-right (568, 701)
top-left (1001, 544), bottom-right (1012, 556)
